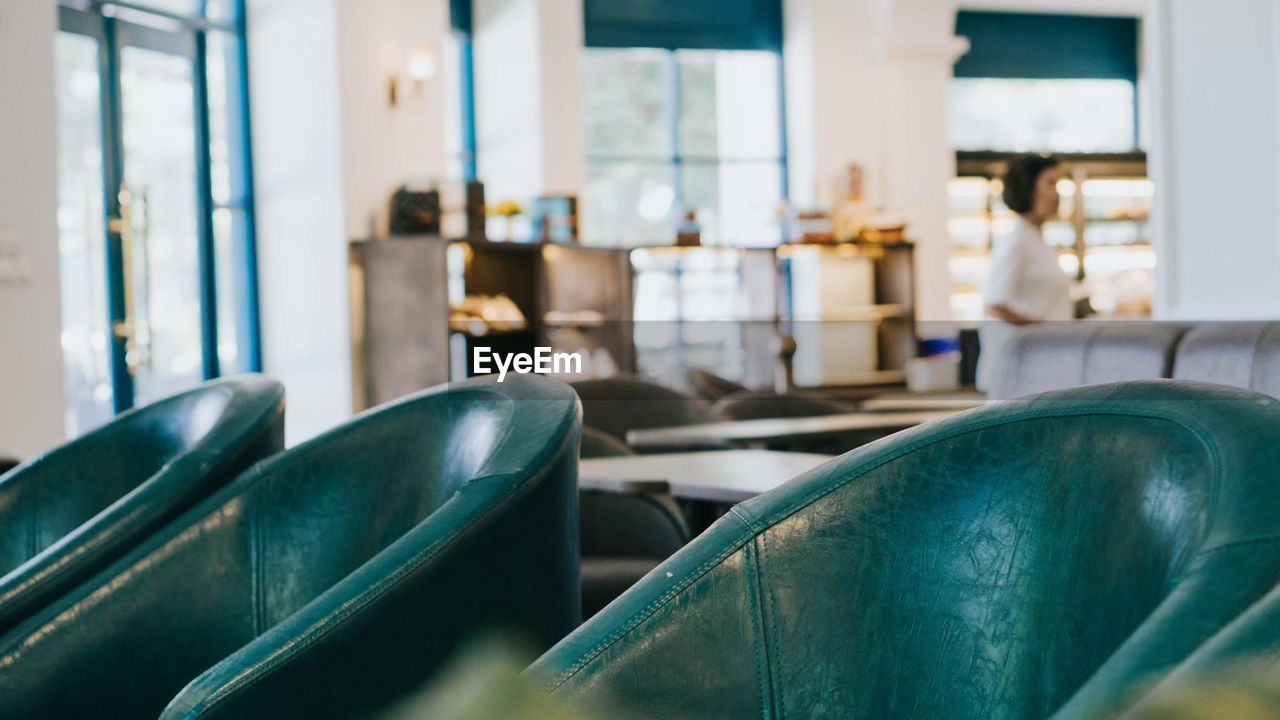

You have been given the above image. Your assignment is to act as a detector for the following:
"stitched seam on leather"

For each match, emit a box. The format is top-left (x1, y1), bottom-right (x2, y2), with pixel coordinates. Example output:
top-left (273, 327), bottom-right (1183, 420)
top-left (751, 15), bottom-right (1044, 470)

top-left (252, 482), bottom-right (265, 637)
top-left (545, 510), bottom-right (756, 688)
top-left (761, 531), bottom-right (785, 720)
top-left (1193, 535), bottom-right (1280, 557)
top-left (190, 415), bottom-right (577, 716)
top-left (743, 536), bottom-right (774, 720)
top-left (546, 403), bottom-right (1226, 689)
top-left (193, 470), bottom-right (541, 714)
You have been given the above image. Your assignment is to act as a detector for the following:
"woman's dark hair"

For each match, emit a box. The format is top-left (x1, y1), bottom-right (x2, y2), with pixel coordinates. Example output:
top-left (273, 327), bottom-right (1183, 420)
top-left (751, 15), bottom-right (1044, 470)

top-left (1002, 154), bottom-right (1060, 214)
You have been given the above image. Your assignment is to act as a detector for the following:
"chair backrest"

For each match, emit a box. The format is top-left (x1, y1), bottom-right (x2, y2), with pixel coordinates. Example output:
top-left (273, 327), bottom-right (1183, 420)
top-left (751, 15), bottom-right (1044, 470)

top-left (0, 375), bottom-right (581, 720)
top-left (711, 391), bottom-right (854, 421)
top-left (685, 369), bottom-right (748, 403)
top-left (579, 426), bottom-right (634, 459)
top-left (0, 375), bottom-right (283, 633)
top-left (991, 323), bottom-right (1187, 400)
top-left (532, 381), bottom-right (1280, 720)
top-left (1172, 322), bottom-right (1280, 398)
top-left (571, 376), bottom-right (717, 441)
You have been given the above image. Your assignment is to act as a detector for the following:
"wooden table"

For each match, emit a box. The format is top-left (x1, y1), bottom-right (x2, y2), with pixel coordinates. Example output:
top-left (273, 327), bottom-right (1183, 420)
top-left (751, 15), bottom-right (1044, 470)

top-left (626, 409), bottom-right (958, 452)
top-left (859, 391), bottom-right (987, 412)
top-left (579, 450), bottom-right (835, 504)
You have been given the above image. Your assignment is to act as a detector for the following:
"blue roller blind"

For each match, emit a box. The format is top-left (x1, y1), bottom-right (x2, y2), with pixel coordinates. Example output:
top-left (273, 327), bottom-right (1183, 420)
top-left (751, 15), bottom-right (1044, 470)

top-left (584, 0), bottom-right (783, 51)
top-left (954, 11), bottom-right (1139, 81)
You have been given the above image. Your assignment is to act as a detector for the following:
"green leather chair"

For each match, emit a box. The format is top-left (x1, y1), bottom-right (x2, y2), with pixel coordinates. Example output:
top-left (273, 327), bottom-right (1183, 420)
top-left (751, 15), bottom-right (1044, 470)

top-left (0, 375), bottom-right (581, 720)
top-left (571, 376), bottom-right (728, 453)
top-left (531, 381), bottom-right (1280, 720)
top-left (0, 375), bottom-right (283, 635)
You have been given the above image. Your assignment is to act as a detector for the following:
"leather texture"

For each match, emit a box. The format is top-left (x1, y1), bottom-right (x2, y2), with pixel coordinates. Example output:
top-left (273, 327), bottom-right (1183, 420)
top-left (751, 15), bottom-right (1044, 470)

top-left (686, 369), bottom-right (749, 403)
top-left (579, 427), bottom-right (690, 620)
top-left (572, 376), bottom-right (729, 452)
top-left (991, 323), bottom-right (1188, 400)
top-left (711, 391), bottom-right (855, 421)
top-left (0, 374), bottom-right (581, 720)
top-left (1171, 322), bottom-right (1280, 398)
top-left (531, 381), bottom-right (1280, 720)
top-left (0, 375), bottom-right (284, 635)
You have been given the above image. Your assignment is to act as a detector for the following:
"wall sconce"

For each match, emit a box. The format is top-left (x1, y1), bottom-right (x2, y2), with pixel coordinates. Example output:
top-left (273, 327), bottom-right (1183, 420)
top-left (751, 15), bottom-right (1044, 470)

top-left (388, 49), bottom-right (437, 109)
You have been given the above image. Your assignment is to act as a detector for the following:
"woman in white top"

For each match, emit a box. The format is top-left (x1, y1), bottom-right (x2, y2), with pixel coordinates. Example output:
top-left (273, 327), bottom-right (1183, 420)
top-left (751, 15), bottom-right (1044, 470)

top-left (977, 154), bottom-right (1075, 392)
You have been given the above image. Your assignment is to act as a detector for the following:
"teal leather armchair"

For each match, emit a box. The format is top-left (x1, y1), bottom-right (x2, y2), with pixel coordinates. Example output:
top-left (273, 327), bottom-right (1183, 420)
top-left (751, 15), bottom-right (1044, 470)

top-left (0, 375), bottom-right (581, 720)
top-left (0, 375), bottom-right (283, 634)
top-left (532, 381), bottom-right (1280, 720)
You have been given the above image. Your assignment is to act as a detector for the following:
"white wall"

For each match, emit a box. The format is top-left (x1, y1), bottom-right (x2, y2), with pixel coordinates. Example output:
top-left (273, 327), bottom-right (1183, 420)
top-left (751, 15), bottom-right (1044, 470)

top-left (336, 0), bottom-right (450, 239)
top-left (473, 0), bottom-right (585, 221)
top-left (784, 0), bottom-right (886, 210)
top-left (785, 0), bottom-right (965, 325)
top-left (1150, 0), bottom-right (1280, 319)
top-left (249, 0), bottom-right (449, 444)
top-left (0, 2), bottom-right (64, 459)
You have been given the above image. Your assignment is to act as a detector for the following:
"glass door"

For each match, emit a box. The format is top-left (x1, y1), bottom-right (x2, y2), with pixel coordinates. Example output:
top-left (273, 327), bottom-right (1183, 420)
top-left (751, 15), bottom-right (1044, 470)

top-left (115, 25), bottom-right (206, 405)
top-left (55, 2), bottom-right (257, 434)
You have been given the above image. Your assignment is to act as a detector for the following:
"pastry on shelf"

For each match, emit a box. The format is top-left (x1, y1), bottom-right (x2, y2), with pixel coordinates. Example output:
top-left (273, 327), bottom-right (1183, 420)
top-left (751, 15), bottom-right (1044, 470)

top-left (449, 294), bottom-right (527, 335)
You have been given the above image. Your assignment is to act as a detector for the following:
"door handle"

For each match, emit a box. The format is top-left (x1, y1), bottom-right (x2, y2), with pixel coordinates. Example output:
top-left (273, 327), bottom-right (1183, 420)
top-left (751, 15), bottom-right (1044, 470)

top-left (110, 184), bottom-right (149, 375)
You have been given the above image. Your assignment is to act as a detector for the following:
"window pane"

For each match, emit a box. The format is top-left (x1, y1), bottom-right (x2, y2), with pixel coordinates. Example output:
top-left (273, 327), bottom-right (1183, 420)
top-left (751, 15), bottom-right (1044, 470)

top-left (55, 32), bottom-right (115, 435)
top-left (582, 48), bottom-right (671, 158)
top-left (678, 50), bottom-right (780, 159)
top-left (205, 0), bottom-right (238, 22)
top-left (682, 161), bottom-right (782, 246)
top-left (950, 78), bottom-right (1136, 152)
top-left (213, 207), bottom-right (254, 373)
top-left (120, 45), bottom-right (204, 405)
top-left (125, 0), bottom-right (201, 16)
top-left (581, 162), bottom-right (676, 246)
top-left (207, 32), bottom-right (234, 206)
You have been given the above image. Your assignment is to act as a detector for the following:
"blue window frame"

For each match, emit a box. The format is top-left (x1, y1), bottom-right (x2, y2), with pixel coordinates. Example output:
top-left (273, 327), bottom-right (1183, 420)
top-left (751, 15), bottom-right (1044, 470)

top-left (55, 0), bottom-right (260, 426)
top-left (449, 0), bottom-right (477, 181)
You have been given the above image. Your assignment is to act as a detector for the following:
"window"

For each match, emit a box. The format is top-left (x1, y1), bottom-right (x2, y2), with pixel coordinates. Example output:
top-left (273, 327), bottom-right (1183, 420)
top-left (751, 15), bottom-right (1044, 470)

top-left (581, 48), bottom-right (785, 247)
top-left (950, 78), bottom-right (1136, 153)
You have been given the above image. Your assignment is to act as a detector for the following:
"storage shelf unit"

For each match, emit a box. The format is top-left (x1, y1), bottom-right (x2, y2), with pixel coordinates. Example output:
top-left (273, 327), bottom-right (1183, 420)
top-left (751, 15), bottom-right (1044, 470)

top-left (353, 236), bottom-right (918, 407)
top-left (949, 151), bottom-right (1154, 322)
top-left (350, 237), bottom-right (635, 410)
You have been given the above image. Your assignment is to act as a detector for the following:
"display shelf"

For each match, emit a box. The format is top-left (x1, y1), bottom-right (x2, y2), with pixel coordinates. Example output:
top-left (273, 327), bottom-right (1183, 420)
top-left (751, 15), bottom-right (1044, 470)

top-left (948, 150), bottom-right (1153, 322)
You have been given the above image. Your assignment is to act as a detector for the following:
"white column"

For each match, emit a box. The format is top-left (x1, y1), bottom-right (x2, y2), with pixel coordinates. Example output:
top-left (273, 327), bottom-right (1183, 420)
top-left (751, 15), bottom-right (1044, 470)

top-left (249, 0), bottom-right (451, 444)
top-left (248, 0), bottom-right (352, 445)
top-left (880, 37), bottom-right (969, 327)
top-left (783, 0), bottom-right (886, 209)
top-left (1148, 0), bottom-right (1280, 319)
top-left (473, 0), bottom-right (586, 217)
top-left (0, 2), bottom-right (64, 457)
